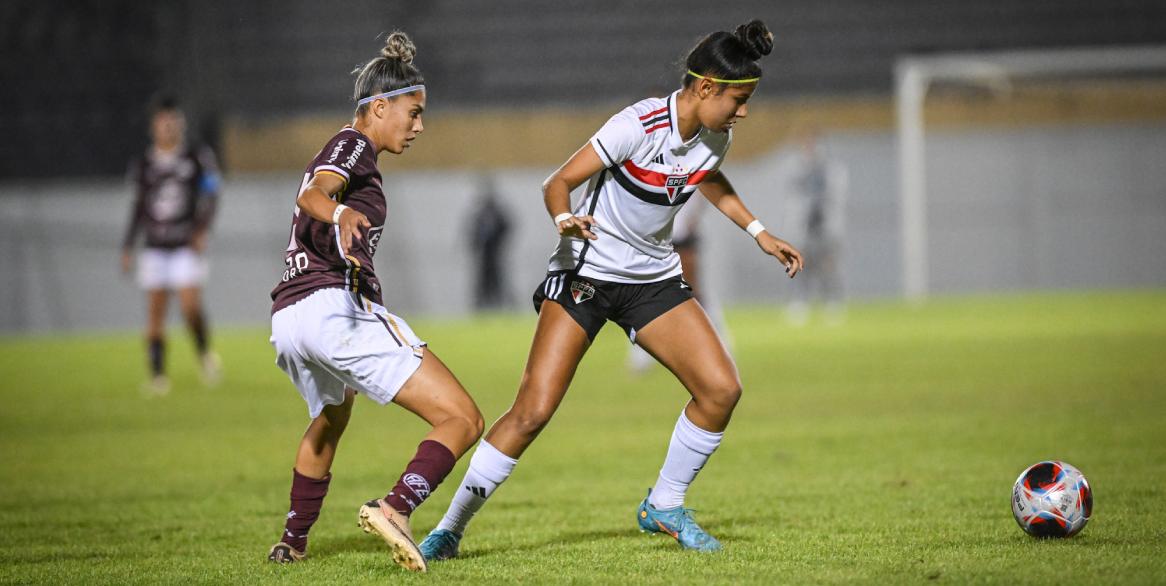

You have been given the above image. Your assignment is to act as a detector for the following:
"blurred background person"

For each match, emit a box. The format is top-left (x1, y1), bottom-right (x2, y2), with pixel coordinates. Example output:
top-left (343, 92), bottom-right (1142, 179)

top-left (466, 176), bottom-right (513, 311)
top-left (120, 95), bottom-right (222, 394)
top-left (780, 126), bottom-right (847, 326)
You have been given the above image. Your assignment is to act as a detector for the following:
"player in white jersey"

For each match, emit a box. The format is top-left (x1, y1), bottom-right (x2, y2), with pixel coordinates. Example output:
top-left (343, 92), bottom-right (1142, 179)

top-left (420, 20), bottom-right (804, 557)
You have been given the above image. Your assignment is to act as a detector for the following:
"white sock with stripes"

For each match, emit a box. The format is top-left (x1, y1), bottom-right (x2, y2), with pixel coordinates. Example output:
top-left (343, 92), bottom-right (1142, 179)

top-left (435, 440), bottom-right (517, 536)
top-left (648, 409), bottom-right (724, 510)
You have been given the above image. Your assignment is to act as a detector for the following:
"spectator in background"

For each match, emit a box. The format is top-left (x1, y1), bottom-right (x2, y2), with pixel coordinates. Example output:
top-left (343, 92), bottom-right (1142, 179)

top-left (780, 126), bottom-right (847, 325)
top-left (121, 95), bottom-right (222, 394)
top-left (466, 177), bottom-right (513, 310)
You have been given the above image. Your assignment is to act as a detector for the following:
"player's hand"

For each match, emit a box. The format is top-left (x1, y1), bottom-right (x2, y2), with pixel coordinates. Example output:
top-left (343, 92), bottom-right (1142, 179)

top-left (757, 232), bottom-right (804, 278)
top-left (556, 214), bottom-right (599, 240)
top-left (191, 232), bottom-right (208, 253)
top-left (120, 250), bottom-right (133, 276)
top-left (338, 207), bottom-right (372, 255)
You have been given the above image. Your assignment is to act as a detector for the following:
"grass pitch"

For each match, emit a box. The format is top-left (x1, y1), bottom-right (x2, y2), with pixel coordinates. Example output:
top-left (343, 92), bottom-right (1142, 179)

top-left (1, 291), bottom-right (1164, 584)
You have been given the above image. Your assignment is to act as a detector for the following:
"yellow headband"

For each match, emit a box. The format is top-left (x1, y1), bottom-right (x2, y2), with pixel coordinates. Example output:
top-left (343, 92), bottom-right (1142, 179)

top-left (687, 70), bottom-right (760, 84)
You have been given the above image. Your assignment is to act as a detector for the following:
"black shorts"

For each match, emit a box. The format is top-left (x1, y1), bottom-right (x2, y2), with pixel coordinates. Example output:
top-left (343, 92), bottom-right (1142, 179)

top-left (531, 271), bottom-right (694, 341)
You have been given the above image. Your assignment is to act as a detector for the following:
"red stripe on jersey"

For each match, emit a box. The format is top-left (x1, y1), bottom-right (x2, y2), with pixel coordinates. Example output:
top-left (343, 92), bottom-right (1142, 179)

top-left (644, 122), bottom-right (670, 134)
top-left (621, 161), bottom-right (712, 187)
top-left (638, 106), bottom-right (668, 121)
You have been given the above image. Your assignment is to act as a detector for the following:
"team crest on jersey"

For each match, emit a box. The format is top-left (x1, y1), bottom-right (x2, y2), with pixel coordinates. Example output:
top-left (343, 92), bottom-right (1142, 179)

top-left (665, 164), bottom-right (689, 202)
top-left (570, 280), bottom-right (595, 304)
top-left (367, 226), bottom-right (383, 255)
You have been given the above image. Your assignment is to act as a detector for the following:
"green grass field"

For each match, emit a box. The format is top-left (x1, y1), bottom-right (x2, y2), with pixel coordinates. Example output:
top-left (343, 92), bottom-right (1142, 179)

top-left (2, 291), bottom-right (1165, 584)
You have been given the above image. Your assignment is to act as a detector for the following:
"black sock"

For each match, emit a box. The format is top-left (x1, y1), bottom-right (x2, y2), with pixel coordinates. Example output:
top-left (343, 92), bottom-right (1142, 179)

top-left (189, 311), bottom-right (209, 355)
top-left (148, 337), bottom-right (165, 377)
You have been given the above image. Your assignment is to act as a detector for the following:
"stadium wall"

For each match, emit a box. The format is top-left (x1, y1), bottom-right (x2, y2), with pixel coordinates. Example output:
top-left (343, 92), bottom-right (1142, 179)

top-left (2, 121), bottom-right (1164, 333)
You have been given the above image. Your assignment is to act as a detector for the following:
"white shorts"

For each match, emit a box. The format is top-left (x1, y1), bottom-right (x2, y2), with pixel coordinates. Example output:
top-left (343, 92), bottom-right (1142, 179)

top-left (137, 247), bottom-right (207, 290)
top-left (270, 288), bottom-right (427, 418)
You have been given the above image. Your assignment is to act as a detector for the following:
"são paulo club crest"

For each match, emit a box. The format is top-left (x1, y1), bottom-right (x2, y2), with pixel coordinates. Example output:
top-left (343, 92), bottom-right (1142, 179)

top-left (570, 279), bottom-right (596, 304)
top-left (665, 164), bottom-right (689, 202)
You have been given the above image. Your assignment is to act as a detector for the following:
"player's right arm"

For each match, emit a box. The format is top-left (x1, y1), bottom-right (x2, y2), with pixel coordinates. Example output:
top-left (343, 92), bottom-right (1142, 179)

top-left (296, 172), bottom-right (371, 255)
top-left (542, 143), bottom-right (604, 240)
top-left (541, 106), bottom-right (643, 240)
top-left (120, 159), bottom-right (146, 275)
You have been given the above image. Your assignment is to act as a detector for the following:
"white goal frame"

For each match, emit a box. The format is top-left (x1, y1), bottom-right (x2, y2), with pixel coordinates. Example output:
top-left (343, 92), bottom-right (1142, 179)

top-left (894, 45), bottom-right (1166, 300)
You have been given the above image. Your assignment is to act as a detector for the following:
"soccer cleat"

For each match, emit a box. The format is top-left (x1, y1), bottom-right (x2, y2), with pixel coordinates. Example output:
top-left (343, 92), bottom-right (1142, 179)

top-left (142, 375), bottom-right (170, 397)
top-left (200, 352), bottom-right (222, 387)
top-left (357, 499), bottom-right (427, 572)
top-left (418, 528), bottom-right (462, 561)
top-left (267, 542), bottom-right (305, 563)
top-left (636, 490), bottom-right (722, 552)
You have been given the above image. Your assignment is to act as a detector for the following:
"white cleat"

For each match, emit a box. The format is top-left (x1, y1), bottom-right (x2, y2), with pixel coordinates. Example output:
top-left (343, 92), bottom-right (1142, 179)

top-left (357, 499), bottom-right (427, 573)
top-left (200, 352), bottom-right (222, 387)
top-left (142, 375), bottom-right (170, 397)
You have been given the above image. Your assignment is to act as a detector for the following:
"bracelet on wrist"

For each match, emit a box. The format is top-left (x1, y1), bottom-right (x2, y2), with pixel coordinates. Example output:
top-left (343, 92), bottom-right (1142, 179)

top-left (745, 219), bottom-right (765, 239)
top-left (553, 212), bottom-right (574, 226)
top-left (332, 204), bottom-right (349, 225)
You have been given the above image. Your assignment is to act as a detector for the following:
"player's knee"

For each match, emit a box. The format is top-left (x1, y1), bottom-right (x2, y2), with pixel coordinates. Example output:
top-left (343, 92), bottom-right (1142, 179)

top-left (455, 405), bottom-right (485, 441)
top-left (511, 403), bottom-right (554, 438)
top-left (703, 377), bottom-right (742, 414)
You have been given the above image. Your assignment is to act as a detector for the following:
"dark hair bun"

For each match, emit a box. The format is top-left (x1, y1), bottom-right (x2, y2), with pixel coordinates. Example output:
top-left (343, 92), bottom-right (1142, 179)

top-left (381, 31), bottom-right (416, 64)
top-left (733, 20), bottom-right (773, 61)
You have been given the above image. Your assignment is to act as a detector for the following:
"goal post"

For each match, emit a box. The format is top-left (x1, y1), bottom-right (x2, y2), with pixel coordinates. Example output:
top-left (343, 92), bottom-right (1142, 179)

top-left (894, 45), bottom-right (1166, 300)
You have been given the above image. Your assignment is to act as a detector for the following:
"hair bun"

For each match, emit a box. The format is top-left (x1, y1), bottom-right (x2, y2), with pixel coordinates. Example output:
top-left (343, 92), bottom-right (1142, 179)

top-left (733, 20), bottom-right (773, 61)
top-left (381, 31), bottom-right (416, 64)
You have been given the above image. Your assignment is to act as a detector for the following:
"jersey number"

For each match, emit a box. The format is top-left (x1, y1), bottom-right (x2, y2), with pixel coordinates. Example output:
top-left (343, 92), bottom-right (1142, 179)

top-left (282, 252), bottom-right (309, 282)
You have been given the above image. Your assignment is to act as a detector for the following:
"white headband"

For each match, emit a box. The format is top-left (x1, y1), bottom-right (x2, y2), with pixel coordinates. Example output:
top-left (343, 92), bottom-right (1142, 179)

top-left (357, 84), bottom-right (426, 106)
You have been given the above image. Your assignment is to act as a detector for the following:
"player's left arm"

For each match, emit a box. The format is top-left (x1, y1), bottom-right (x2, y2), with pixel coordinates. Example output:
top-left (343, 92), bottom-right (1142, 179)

top-left (699, 169), bottom-right (804, 278)
top-left (192, 147), bottom-right (222, 253)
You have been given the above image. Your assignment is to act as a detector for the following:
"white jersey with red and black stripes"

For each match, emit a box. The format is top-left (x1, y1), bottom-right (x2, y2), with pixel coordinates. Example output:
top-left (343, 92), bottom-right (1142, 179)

top-left (548, 89), bottom-right (731, 283)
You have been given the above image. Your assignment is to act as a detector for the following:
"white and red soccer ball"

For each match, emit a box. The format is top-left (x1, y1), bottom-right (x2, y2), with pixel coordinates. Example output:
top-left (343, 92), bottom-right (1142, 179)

top-left (1012, 460), bottom-right (1093, 538)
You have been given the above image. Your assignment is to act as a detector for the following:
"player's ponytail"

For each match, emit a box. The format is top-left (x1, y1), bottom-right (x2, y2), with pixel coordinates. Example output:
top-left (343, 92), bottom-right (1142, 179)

top-left (352, 31), bottom-right (425, 114)
top-left (683, 20), bottom-right (773, 89)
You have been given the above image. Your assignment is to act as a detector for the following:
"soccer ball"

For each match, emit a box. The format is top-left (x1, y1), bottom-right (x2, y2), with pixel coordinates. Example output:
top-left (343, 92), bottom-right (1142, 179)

top-left (1011, 460), bottom-right (1093, 538)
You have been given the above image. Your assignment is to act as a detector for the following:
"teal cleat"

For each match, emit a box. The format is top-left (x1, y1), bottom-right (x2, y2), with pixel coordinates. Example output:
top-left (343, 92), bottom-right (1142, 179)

top-left (636, 489), bottom-right (722, 552)
top-left (418, 528), bottom-right (462, 561)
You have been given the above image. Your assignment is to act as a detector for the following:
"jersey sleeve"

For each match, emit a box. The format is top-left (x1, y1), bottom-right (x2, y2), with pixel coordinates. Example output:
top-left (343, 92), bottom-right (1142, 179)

top-left (589, 108), bottom-right (645, 168)
top-left (122, 157), bottom-right (146, 249)
top-left (312, 133), bottom-right (371, 186)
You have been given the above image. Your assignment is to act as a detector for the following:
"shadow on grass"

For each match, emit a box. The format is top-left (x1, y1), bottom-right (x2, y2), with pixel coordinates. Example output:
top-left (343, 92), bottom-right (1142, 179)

top-left (309, 513), bottom-right (772, 562)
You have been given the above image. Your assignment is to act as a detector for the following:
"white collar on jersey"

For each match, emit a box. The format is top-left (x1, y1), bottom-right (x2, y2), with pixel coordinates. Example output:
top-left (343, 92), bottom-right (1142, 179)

top-left (667, 90), bottom-right (710, 155)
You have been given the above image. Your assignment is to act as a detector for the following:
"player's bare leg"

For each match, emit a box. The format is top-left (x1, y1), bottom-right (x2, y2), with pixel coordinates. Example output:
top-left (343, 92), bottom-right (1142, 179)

top-left (356, 350), bottom-right (483, 573)
top-left (178, 286), bottom-right (218, 385)
top-left (631, 299), bottom-right (740, 551)
top-left (393, 350), bottom-right (484, 457)
top-left (296, 388), bottom-right (356, 478)
top-left (486, 300), bottom-right (592, 456)
top-left (270, 388), bottom-right (356, 563)
top-left (143, 289), bottom-right (170, 395)
top-left (421, 301), bottom-right (591, 561)
top-left (635, 299), bottom-right (740, 433)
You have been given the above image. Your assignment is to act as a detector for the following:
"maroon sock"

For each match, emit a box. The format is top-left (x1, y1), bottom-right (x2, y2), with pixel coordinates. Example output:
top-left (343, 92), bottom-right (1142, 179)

top-left (384, 440), bottom-right (457, 516)
top-left (280, 469), bottom-right (331, 552)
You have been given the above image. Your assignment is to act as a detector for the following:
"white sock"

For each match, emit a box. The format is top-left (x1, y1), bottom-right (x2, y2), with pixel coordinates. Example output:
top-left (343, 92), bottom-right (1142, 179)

top-left (435, 440), bottom-right (517, 536)
top-left (648, 409), bottom-right (724, 510)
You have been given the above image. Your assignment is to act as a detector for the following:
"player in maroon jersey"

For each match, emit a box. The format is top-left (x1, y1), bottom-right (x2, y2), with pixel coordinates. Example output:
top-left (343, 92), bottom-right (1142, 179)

top-left (265, 33), bottom-right (483, 573)
top-left (121, 95), bottom-right (221, 395)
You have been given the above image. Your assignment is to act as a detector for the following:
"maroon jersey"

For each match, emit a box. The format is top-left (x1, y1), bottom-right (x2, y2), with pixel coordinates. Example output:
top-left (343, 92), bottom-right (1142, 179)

top-left (123, 145), bottom-right (221, 249)
top-left (271, 127), bottom-right (387, 313)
